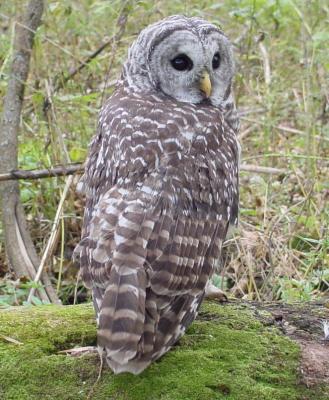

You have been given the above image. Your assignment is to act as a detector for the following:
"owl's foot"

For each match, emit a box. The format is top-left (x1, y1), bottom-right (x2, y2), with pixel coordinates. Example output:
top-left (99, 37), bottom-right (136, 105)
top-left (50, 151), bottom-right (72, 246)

top-left (205, 282), bottom-right (228, 302)
top-left (58, 346), bottom-right (98, 357)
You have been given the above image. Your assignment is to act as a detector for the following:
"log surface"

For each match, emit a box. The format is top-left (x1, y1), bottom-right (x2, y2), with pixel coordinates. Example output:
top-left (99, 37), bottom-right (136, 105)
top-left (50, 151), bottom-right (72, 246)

top-left (0, 300), bottom-right (328, 400)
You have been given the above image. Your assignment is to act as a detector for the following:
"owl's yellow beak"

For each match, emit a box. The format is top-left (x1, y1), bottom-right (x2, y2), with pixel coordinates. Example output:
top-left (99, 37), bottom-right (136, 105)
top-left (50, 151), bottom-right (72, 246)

top-left (199, 71), bottom-right (212, 98)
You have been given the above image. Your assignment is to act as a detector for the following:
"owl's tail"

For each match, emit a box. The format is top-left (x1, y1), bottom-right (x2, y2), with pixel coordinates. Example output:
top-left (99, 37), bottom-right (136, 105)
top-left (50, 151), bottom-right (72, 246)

top-left (97, 264), bottom-right (147, 370)
top-left (99, 286), bottom-right (204, 375)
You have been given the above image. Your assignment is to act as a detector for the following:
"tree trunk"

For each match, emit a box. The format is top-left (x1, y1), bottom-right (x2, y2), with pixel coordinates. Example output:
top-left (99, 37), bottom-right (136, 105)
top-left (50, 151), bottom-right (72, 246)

top-left (0, 0), bottom-right (59, 304)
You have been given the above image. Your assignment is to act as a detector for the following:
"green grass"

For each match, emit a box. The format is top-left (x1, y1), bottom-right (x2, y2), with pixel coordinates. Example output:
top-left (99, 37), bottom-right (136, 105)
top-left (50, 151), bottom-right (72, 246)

top-left (0, 0), bottom-right (328, 303)
top-left (1, 301), bottom-right (328, 400)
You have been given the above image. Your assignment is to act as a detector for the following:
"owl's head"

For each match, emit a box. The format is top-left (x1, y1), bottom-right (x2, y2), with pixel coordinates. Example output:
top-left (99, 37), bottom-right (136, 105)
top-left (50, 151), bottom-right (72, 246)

top-left (122, 15), bottom-right (235, 107)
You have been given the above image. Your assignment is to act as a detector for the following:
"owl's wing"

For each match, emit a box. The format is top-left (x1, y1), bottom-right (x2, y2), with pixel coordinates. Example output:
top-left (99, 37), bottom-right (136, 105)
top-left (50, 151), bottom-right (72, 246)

top-left (75, 88), bottom-right (177, 288)
top-left (89, 192), bottom-right (154, 365)
top-left (84, 188), bottom-right (226, 372)
top-left (74, 91), bottom-right (238, 373)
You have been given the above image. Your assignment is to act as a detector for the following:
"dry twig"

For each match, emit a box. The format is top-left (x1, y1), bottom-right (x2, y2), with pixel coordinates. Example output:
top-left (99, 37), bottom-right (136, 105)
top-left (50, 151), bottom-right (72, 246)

top-left (257, 35), bottom-right (271, 86)
top-left (0, 164), bottom-right (84, 182)
top-left (27, 175), bottom-right (74, 303)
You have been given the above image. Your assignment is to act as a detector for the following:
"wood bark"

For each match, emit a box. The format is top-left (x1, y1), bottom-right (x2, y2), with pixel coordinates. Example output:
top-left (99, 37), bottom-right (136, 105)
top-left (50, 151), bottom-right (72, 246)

top-left (0, 0), bottom-right (59, 304)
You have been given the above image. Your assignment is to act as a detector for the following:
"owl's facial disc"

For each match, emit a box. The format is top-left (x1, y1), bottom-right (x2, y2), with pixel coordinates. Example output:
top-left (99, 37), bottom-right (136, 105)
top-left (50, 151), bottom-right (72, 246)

top-left (148, 29), bottom-right (234, 106)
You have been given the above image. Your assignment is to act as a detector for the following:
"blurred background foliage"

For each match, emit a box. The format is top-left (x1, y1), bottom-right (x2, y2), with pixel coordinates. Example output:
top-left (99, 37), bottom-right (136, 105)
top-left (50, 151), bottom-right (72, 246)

top-left (0, 0), bottom-right (328, 306)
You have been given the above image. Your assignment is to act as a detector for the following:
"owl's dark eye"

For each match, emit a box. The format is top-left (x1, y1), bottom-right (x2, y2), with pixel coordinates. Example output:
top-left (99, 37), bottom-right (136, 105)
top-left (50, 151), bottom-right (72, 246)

top-left (171, 54), bottom-right (193, 71)
top-left (212, 52), bottom-right (221, 69)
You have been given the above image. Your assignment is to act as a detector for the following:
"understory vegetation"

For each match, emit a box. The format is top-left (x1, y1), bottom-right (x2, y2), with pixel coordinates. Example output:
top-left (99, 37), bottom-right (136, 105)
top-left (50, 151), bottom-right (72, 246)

top-left (0, 0), bottom-right (328, 306)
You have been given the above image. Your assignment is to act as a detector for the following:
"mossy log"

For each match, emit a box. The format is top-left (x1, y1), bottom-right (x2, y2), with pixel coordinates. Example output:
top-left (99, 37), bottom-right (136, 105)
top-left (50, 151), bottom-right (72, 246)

top-left (0, 301), bottom-right (328, 400)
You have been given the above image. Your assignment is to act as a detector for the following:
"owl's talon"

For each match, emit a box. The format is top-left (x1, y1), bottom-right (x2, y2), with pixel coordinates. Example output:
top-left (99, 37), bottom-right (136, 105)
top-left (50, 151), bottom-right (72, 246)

top-left (205, 282), bottom-right (228, 302)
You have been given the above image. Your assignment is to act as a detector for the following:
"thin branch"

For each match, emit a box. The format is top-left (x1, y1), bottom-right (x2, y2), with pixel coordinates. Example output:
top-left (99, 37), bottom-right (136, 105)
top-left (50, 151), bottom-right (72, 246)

top-left (0, 164), bottom-right (84, 182)
top-left (241, 117), bottom-right (327, 141)
top-left (238, 123), bottom-right (257, 141)
top-left (0, 162), bottom-right (286, 183)
top-left (0, 12), bottom-right (82, 64)
top-left (100, 1), bottom-right (133, 105)
top-left (258, 42), bottom-right (271, 86)
top-left (240, 164), bottom-right (286, 175)
top-left (44, 79), bottom-right (71, 163)
top-left (53, 37), bottom-right (119, 92)
top-left (27, 175), bottom-right (74, 303)
top-left (54, 1), bottom-right (133, 93)
top-left (238, 107), bottom-right (267, 116)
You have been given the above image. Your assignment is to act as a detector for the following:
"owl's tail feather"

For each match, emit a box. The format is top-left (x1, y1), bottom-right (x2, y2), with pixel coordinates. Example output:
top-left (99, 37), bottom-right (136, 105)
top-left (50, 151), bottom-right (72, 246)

top-left (101, 291), bottom-right (204, 375)
top-left (97, 265), bottom-right (147, 367)
top-left (93, 200), bottom-right (157, 373)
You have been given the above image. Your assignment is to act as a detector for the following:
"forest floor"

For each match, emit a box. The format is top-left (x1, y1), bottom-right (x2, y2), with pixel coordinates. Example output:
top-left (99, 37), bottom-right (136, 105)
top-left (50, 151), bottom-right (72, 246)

top-left (0, 0), bottom-right (328, 307)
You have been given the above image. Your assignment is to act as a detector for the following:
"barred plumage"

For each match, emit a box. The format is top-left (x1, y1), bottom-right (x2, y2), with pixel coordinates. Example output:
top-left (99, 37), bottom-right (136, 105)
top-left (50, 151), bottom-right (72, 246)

top-left (74, 15), bottom-right (240, 374)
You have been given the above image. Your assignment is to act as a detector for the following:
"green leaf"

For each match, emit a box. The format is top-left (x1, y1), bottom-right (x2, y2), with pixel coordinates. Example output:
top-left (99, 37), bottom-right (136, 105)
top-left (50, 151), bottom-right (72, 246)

top-left (69, 147), bottom-right (87, 162)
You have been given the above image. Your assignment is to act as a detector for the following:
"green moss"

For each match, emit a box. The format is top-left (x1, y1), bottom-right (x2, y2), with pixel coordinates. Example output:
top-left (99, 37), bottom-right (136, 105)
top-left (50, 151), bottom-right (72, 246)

top-left (0, 302), bottom-right (327, 399)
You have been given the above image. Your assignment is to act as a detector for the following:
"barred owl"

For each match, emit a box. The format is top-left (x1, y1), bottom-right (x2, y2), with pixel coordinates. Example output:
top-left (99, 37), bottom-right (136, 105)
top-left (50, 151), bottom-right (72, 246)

top-left (74, 15), bottom-right (239, 375)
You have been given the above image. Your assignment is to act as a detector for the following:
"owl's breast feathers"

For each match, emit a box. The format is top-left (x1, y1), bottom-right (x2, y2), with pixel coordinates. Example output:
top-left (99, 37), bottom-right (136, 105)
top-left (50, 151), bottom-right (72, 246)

top-left (75, 87), bottom-right (239, 374)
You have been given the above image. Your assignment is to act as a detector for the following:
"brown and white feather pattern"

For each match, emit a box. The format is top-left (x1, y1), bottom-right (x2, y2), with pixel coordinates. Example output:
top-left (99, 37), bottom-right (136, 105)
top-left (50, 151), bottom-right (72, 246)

top-left (74, 15), bottom-right (239, 375)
